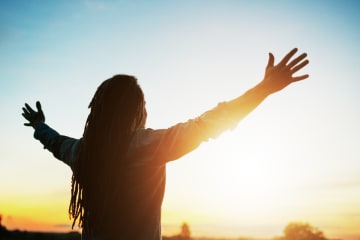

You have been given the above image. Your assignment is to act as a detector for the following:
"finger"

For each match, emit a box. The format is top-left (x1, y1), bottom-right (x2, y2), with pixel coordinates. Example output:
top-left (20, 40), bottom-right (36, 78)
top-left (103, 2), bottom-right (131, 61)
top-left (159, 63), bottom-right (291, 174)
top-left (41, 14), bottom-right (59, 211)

top-left (267, 52), bottom-right (275, 68)
top-left (22, 107), bottom-right (30, 115)
top-left (25, 103), bottom-right (35, 113)
top-left (293, 74), bottom-right (309, 82)
top-left (287, 53), bottom-right (307, 69)
top-left (36, 101), bottom-right (43, 113)
top-left (291, 59), bottom-right (309, 74)
top-left (22, 113), bottom-right (31, 121)
top-left (278, 48), bottom-right (298, 66)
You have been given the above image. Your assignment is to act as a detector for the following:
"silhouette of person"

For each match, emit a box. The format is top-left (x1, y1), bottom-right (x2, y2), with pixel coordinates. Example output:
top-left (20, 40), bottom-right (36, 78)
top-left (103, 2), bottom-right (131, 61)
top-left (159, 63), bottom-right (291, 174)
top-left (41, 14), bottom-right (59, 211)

top-left (22, 48), bottom-right (309, 240)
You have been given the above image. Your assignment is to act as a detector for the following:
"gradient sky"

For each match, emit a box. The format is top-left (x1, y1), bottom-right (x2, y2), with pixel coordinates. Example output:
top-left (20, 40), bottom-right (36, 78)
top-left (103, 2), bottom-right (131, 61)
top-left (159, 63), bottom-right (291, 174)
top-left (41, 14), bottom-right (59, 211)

top-left (1, 0), bottom-right (360, 239)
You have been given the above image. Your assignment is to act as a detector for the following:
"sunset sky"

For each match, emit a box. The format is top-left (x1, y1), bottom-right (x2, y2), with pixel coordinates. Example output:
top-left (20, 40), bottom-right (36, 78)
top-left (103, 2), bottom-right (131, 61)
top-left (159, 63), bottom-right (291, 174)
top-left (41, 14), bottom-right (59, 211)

top-left (1, 0), bottom-right (360, 239)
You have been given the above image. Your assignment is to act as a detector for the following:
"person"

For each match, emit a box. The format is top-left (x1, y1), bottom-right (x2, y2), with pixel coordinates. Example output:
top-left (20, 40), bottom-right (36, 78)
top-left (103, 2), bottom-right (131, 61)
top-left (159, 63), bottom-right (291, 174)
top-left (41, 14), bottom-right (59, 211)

top-left (22, 48), bottom-right (309, 240)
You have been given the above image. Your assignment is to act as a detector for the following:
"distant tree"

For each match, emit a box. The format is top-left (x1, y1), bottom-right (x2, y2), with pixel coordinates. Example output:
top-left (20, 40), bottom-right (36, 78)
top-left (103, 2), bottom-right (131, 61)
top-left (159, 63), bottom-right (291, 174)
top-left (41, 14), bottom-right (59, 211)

top-left (275, 222), bottom-right (327, 240)
top-left (179, 222), bottom-right (191, 240)
top-left (0, 214), bottom-right (6, 234)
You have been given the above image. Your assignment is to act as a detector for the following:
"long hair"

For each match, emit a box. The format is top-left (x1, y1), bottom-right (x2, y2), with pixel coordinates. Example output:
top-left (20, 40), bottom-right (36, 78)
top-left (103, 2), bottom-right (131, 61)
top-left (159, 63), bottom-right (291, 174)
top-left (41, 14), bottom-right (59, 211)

top-left (68, 75), bottom-right (146, 238)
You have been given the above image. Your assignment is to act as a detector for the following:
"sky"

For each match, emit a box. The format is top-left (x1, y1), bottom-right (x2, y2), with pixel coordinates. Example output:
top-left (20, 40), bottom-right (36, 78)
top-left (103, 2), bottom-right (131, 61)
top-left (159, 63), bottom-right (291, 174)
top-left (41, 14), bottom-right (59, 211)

top-left (1, 0), bottom-right (360, 239)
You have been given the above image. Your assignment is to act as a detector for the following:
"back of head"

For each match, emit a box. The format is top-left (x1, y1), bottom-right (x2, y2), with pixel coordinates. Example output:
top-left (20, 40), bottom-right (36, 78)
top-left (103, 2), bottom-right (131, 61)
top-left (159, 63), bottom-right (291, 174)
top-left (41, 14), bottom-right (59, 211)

top-left (69, 74), bottom-right (146, 238)
top-left (87, 74), bottom-right (146, 134)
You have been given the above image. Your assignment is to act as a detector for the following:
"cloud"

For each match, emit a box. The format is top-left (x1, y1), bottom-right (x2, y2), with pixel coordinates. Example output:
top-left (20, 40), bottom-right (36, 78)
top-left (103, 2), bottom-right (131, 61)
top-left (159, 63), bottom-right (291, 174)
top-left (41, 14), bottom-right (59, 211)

top-left (301, 180), bottom-right (360, 192)
top-left (53, 223), bottom-right (72, 229)
top-left (83, 0), bottom-right (110, 11)
top-left (322, 180), bottom-right (360, 190)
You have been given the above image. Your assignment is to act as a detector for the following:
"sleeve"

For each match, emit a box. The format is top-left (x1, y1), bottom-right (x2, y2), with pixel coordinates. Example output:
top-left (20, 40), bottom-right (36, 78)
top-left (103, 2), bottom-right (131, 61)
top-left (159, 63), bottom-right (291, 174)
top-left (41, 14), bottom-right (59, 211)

top-left (129, 102), bottom-right (239, 165)
top-left (33, 122), bottom-right (80, 169)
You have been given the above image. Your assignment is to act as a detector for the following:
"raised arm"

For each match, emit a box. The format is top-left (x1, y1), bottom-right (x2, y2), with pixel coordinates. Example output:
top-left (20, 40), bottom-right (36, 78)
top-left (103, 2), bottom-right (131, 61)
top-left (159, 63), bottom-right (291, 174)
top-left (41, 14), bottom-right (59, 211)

top-left (22, 101), bottom-right (79, 168)
top-left (128, 49), bottom-right (309, 165)
top-left (227, 48), bottom-right (309, 121)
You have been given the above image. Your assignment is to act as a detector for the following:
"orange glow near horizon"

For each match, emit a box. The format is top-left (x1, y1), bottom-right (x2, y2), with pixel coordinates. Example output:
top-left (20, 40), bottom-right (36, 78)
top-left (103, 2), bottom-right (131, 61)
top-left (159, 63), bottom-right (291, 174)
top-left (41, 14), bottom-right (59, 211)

top-left (2, 188), bottom-right (360, 239)
top-left (2, 207), bottom-right (360, 240)
top-left (2, 214), bottom-right (71, 233)
top-left (1, 194), bottom-right (73, 232)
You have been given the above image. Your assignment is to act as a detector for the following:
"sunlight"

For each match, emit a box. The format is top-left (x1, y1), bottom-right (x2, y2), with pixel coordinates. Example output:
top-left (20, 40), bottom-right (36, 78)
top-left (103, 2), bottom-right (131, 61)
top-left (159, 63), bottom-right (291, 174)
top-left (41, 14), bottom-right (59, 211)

top-left (164, 126), bottom-right (300, 237)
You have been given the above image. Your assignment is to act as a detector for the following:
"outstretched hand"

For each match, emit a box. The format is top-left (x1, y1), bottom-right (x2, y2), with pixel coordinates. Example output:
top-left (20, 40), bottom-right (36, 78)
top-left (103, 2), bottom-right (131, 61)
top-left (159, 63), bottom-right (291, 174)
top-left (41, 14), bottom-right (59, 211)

top-left (260, 48), bottom-right (309, 94)
top-left (22, 101), bottom-right (45, 129)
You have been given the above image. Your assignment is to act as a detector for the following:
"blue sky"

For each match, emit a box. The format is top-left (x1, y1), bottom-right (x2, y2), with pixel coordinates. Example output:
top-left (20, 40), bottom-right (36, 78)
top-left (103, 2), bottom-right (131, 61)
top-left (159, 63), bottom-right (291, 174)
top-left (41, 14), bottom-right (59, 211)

top-left (1, 0), bottom-right (360, 239)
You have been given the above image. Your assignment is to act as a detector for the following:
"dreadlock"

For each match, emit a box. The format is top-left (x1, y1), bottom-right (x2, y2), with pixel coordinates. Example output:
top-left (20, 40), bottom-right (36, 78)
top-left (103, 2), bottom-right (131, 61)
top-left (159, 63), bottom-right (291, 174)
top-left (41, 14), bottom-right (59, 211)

top-left (68, 75), bottom-right (146, 239)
